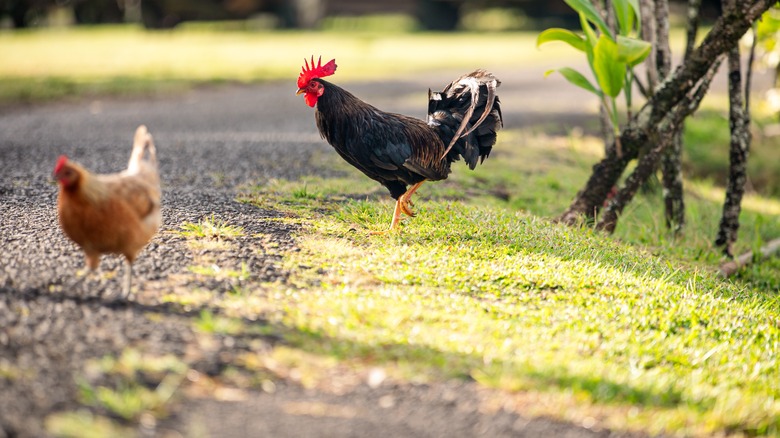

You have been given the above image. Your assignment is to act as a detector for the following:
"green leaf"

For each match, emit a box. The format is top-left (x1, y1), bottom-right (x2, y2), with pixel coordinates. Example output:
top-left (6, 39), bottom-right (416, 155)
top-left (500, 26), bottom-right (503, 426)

top-left (545, 67), bottom-right (602, 97)
top-left (617, 35), bottom-right (652, 66)
top-left (564, 0), bottom-right (613, 38)
top-left (536, 28), bottom-right (586, 52)
top-left (579, 13), bottom-right (597, 67)
top-left (593, 34), bottom-right (625, 98)
top-left (612, 0), bottom-right (633, 36)
top-left (626, 0), bottom-right (641, 33)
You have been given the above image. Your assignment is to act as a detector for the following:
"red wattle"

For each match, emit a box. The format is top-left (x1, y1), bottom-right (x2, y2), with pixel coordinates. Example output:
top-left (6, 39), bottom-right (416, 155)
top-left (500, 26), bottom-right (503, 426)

top-left (304, 92), bottom-right (318, 107)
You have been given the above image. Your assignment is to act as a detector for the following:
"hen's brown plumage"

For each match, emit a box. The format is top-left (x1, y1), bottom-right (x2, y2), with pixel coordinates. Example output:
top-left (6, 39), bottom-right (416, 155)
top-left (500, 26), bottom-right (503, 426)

top-left (55, 125), bottom-right (160, 297)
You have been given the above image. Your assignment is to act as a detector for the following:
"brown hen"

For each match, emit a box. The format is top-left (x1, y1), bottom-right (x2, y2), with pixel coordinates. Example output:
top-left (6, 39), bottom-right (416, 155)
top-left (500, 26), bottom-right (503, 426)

top-left (55, 125), bottom-right (161, 298)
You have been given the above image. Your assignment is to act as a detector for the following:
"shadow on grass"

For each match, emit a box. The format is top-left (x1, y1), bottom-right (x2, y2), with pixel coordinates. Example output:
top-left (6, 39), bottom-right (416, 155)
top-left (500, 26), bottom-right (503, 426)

top-left (4, 283), bottom-right (690, 412)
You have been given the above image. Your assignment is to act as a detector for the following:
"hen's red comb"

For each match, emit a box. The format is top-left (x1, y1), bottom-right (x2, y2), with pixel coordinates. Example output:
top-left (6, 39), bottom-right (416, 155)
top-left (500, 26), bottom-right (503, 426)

top-left (54, 155), bottom-right (68, 174)
top-left (297, 56), bottom-right (337, 89)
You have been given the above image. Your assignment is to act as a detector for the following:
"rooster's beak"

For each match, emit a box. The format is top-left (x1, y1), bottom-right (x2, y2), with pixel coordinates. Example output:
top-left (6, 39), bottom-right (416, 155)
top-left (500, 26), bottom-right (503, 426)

top-left (296, 88), bottom-right (305, 96)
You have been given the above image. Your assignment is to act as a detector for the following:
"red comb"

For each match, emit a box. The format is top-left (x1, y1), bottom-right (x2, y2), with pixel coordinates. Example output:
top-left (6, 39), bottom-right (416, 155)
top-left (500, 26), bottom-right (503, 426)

top-left (54, 155), bottom-right (68, 174)
top-left (297, 56), bottom-right (337, 89)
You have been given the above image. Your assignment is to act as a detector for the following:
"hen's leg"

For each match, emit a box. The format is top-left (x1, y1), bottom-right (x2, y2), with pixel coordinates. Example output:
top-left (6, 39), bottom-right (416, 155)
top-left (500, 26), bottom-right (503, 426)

top-left (77, 253), bottom-right (100, 277)
top-left (399, 181), bottom-right (425, 217)
top-left (121, 261), bottom-right (133, 299)
top-left (72, 253), bottom-right (99, 295)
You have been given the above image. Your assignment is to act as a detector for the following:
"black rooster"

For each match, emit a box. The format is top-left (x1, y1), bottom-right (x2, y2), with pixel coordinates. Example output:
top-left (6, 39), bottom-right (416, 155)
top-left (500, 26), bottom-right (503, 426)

top-left (296, 56), bottom-right (503, 232)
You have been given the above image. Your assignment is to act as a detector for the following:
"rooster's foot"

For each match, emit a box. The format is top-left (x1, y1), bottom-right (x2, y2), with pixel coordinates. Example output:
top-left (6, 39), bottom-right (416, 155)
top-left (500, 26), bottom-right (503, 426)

top-left (399, 197), bottom-right (415, 217)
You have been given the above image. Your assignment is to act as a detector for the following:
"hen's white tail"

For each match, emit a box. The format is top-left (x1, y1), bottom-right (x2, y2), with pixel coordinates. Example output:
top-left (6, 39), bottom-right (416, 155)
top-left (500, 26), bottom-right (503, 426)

top-left (127, 125), bottom-right (157, 174)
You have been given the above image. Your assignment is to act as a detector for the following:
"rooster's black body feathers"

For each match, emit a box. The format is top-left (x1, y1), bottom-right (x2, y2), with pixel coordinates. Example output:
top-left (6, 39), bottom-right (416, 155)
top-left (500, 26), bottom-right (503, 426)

top-left (313, 70), bottom-right (502, 200)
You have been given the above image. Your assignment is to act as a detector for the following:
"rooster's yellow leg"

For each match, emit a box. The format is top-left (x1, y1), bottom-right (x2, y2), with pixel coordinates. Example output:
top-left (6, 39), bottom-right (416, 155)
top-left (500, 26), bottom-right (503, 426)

top-left (399, 181), bottom-right (425, 217)
top-left (370, 199), bottom-right (404, 234)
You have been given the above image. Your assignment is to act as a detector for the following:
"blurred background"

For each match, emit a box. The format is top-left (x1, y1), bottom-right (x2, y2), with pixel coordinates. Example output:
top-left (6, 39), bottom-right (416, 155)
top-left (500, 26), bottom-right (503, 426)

top-left (2, 0), bottom-right (780, 204)
top-left (0, 0), bottom-right (724, 31)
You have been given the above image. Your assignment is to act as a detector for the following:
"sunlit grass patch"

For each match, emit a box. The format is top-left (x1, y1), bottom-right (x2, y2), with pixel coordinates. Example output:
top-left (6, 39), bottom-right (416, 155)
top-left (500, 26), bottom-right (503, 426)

top-left (269, 204), bottom-right (780, 436)
top-left (684, 109), bottom-right (780, 198)
top-left (194, 309), bottom-right (245, 335)
top-left (46, 410), bottom-right (134, 438)
top-left (187, 262), bottom-right (251, 282)
top-left (159, 287), bottom-right (214, 309)
top-left (237, 127), bottom-right (780, 436)
top-left (0, 75), bottom-right (190, 104)
top-left (0, 25), bottom-right (570, 104)
top-left (0, 360), bottom-right (33, 381)
top-left (75, 349), bottom-right (188, 423)
top-left (178, 215), bottom-right (243, 240)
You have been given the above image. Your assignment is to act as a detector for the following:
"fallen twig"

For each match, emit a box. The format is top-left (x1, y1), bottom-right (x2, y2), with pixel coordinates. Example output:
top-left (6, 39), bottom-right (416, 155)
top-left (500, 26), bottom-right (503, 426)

top-left (719, 237), bottom-right (780, 277)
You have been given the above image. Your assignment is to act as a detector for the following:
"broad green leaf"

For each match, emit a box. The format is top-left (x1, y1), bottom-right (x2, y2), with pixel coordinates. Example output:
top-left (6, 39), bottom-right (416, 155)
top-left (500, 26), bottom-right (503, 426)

top-left (579, 13), bottom-right (597, 67)
top-left (536, 28), bottom-right (586, 52)
top-left (545, 67), bottom-right (602, 97)
top-left (564, 0), bottom-right (613, 38)
top-left (626, 0), bottom-right (641, 34)
top-left (613, 0), bottom-right (633, 36)
top-left (593, 34), bottom-right (625, 98)
top-left (617, 35), bottom-right (652, 66)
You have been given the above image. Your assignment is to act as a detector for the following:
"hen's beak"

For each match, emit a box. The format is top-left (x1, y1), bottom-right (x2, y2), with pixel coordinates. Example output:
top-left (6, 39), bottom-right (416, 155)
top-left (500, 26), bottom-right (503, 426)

top-left (296, 88), bottom-right (305, 95)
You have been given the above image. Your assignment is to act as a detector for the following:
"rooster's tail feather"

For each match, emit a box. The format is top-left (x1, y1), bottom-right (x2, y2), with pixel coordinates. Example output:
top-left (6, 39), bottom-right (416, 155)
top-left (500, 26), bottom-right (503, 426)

top-left (428, 70), bottom-right (503, 169)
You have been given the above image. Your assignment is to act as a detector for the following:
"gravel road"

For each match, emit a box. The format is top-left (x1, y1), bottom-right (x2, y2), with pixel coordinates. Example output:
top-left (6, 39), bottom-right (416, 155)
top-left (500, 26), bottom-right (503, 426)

top-left (0, 71), bottom-right (644, 437)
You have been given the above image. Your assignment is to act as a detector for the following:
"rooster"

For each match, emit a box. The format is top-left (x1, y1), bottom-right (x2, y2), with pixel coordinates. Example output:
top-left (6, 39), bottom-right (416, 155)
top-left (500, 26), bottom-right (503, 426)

top-left (54, 125), bottom-right (161, 298)
top-left (296, 56), bottom-right (502, 232)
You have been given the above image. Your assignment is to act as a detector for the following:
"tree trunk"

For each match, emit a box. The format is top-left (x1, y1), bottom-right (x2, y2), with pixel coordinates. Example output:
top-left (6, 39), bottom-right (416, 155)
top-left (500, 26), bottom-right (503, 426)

top-left (660, 0), bottom-right (701, 233)
top-left (557, 0), bottom-right (773, 227)
top-left (557, 127), bottom-right (641, 225)
top-left (661, 135), bottom-right (686, 232)
top-left (597, 130), bottom-right (667, 233)
top-left (640, 0), bottom-right (657, 95)
top-left (597, 59), bottom-right (723, 232)
top-left (654, 0), bottom-right (683, 232)
top-left (715, 7), bottom-right (754, 257)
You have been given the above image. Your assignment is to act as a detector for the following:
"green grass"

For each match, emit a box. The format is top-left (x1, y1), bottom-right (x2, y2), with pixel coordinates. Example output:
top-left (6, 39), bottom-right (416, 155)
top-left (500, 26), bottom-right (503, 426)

top-left (194, 309), bottom-right (246, 335)
top-left (178, 215), bottom-right (243, 240)
top-left (684, 109), bottom-right (780, 198)
top-left (0, 25), bottom-right (571, 103)
top-left (46, 349), bottom-right (190, 434)
top-left (45, 410), bottom-right (135, 438)
top-left (231, 129), bottom-right (780, 437)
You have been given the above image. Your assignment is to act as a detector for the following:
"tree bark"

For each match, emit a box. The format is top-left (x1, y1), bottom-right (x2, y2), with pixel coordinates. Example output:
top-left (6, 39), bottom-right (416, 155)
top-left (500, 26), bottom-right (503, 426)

top-left (715, 6), bottom-right (754, 257)
top-left (597, 58), bottom-right (723, 233)
top-left (557, 0), bottom-right (773, 227)
top-left (645, 1), bottom-right (769, 126)
top-left (660, 0), bottom-right (700, 233)
top-left (640, 0), bottom-right (657, 95)
top-left (661, 134), bottom-right (686, 233)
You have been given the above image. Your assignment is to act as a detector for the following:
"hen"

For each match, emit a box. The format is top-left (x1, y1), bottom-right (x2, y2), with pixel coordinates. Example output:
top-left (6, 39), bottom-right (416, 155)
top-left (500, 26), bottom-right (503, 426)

top-left (296, 56), bottom-right (503, 232)
top-left (54, 125), bottom-right (161, 298)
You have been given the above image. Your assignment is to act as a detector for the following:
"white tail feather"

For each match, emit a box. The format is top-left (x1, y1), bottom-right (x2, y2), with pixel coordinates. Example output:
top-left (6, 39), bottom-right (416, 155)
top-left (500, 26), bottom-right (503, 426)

top-left (127, 125), bottom-right (157, 174)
